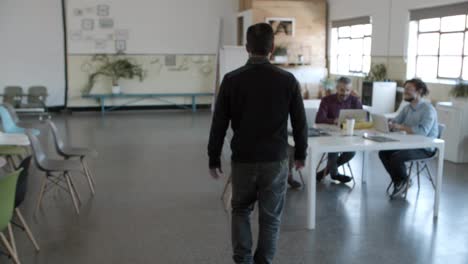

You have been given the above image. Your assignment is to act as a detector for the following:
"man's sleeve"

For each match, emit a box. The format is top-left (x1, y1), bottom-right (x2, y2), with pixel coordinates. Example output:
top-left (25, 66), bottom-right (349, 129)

top-left (290, 80), bottom-right (308, 161)
top-left (410, 106), bottom-right (437, 136)
top-left (315, 99), bottom-right (334, 124)
top-left (355, 97), bottom-right (363, 109)
top-left (207, 77), bottom-right (231, 169)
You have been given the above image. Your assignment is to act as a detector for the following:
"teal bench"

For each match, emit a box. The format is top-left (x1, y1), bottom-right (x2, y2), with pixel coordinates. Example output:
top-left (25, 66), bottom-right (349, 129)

top-left (82, 93), bottom-right (214, 114)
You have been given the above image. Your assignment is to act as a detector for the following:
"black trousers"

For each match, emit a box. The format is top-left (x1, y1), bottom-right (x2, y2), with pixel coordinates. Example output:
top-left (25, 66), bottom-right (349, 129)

top-left (327, 152), bottom-right (356, 177)
top-left (379, 149), bottom-right (434, 184)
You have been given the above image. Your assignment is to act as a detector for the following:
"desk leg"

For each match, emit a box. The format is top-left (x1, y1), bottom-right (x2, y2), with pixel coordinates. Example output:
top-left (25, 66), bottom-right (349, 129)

top-left (192, 96), bottom-right (196, 113)
top-left (307, 149), bottom-right (318, 230)
top-left (362, 151), bottom-right (369, 184)
top-left (434, 145), bottom-right (445, 218)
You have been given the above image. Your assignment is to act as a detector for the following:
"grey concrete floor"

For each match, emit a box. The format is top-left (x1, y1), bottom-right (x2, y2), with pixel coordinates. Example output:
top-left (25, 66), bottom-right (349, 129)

top-left (2, 110), bottom-right (468, 264)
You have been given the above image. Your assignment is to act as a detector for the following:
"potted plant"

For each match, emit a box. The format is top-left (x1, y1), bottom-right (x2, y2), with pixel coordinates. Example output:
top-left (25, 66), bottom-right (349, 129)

top-left (83, 54), bottom-right (145, 95)
top-left (450, 81), bottom-right (468, 107)
top-left (319, 77), bottom-right (335, 98)
top-left (272, 46), bottom-right (288, 64)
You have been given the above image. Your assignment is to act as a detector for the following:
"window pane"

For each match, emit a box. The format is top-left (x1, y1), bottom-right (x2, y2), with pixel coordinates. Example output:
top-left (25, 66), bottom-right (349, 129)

top-left (440, 33), bottom-right (464, 55)
top-left (339, 26), bottom-right (351, 37)
top-left (363, 24), bottom-right (372, 36)
top-left (465, 34), bottom-right (468, 55)
top-left (351, 24), bottom-right (364, 38)
top-left (419, 18), bottom-right (440, 32)
top-left (350, 55), bottom-right (363, 72)
top-left (363, 37), bottom-right (372, 56)
top-left (417, 33), bottom-right (440, 55)
top-left (407, 21), bottom-right (418, 79)
top-left (439, 56), bottom-right (462, 78)
top-left (463, 57), bottom-right (468, 80)
top-left (338, 38), bottom-right (350, 55)
top-left (330, 56), bottom-right (338, 74)
top-left (350, 38), bottom-right (363, 56)
top-left (441, 15), bottom-right (466, 32)
top-left (338, 55), bottom-right (350, 74)
top-left (363, 55), bottom-right (371, 73)
top-left (331, 28), bottom-right (338, 56)
top-left (416, 56), bottom-right (438, 79)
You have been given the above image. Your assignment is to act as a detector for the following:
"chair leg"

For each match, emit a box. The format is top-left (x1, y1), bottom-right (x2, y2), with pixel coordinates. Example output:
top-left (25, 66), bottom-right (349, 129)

top-left (221, 175), bottom-right (232, 200)
top-left (298, 170), bottom-right (305, 186)
top-left (80, 159), bottom-right (95, 195)
top-left (416, 162), bottom-right (421, 189)
top-left (386, 181), bottom-right (393, 196)
top-left (7, 224), bottom-right (17, 257)
top-left (82, 159), bottom-right (96, 187)
top-left (15, 209), bottom-right (40, 252)
top-left (347, 162), bottom-right (356, 185)
top-left (64, 172), bottom-right (80, 215)
top-left (424, 164), bottom-right (436, 190)
top-left (67, 174), bottom-right (82, 206)
top-left (34, 176), bottom-right (48, 216)
top-left (0, 231), bottom-right (20, 264)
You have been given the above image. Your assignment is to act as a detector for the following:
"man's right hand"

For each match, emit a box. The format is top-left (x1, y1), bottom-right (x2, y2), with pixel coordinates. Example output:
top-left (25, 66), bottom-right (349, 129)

top-left (209, 168), bottom-right (224, 180)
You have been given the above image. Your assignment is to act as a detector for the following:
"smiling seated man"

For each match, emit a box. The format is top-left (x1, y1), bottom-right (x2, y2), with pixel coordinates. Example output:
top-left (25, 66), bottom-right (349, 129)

top-left (315, 77), bottom-right (362, 183)
top-left (379, 78), bottom-right (438, 198)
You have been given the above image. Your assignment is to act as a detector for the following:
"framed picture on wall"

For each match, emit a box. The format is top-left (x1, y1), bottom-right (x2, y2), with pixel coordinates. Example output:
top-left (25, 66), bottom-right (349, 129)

top-left (265, 17), bottom-right (295, 37)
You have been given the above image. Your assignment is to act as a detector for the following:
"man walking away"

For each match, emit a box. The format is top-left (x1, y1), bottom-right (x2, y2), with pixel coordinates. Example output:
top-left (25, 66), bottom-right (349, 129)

top-left (207, 23), bottom-right (308, 264)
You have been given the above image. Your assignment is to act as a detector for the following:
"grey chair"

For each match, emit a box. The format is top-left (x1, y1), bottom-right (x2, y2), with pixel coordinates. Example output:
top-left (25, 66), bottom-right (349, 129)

top-left (386, 124), bottom-right (446, 197)
top-left (408, 124), bottom-right (446, 190)
top-left (3, 86), bottom-right (24, 108)
top-left (26, 130), bottom-right (83, 215)
top-left (26, 86), bottom-right (48, 108)
top-left (46, 120), bottom-right (97, 195)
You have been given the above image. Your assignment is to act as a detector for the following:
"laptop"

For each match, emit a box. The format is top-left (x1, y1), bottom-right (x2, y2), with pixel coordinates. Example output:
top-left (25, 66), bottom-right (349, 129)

top-left (338, 109), bottom-right (368, 126)
top-left (372, 114), bottom-right (390, 133)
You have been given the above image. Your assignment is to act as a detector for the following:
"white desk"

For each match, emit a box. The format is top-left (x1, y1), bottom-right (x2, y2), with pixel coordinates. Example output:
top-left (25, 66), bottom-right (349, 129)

top-left (0, 133), bottom-right (30, 146)
top-left (290, 127), bottom-right (445, 230)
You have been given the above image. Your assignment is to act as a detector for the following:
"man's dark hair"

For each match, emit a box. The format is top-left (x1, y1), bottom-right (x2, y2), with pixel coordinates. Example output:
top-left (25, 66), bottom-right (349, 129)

top-left (404, 78), bottom-right (429, 97)
top-left (246, 23), bottom-right (274, 56)
top-left (336, 76), bottom-right (352, 85)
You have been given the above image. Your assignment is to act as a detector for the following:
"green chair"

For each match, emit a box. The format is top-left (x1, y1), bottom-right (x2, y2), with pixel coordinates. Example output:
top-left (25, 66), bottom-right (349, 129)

top-left (0, 146), bottom-right (27, 169)
top-left (0, 169), bottom-right (23, 264)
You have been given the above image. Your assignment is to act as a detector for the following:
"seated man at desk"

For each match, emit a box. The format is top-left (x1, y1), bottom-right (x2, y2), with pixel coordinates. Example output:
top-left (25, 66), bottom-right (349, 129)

top-left (315, 77), bottom-right (363, 183)
top-left (379, 78), bottom-right (438, 198)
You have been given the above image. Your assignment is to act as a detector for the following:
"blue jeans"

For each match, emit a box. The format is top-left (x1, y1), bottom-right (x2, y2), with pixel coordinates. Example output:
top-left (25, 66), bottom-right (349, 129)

top-left (231, 159), bottom-right (289, 264)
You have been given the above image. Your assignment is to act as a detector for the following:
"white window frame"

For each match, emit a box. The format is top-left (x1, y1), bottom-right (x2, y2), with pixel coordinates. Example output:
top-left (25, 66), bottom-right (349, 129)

top-left (330, 17), bottom-right (372, 76)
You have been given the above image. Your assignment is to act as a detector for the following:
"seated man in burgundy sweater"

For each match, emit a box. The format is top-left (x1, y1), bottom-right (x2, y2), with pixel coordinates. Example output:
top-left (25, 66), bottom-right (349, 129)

top-left (315, 77), bottom-right (362, 183)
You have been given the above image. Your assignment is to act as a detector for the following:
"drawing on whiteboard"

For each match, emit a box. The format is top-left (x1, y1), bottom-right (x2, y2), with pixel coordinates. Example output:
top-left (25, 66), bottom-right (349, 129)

top-left (107, 33), bottom-right (114, 40)
top-left (81, 19), bottom-right (94, 31)
top-left (115, 40), bottom-right (126, 52)
top-left (97, 4), bottom-right (110, 16)
top-left (167, 56), bottom-right (189, 72)
top-left (99, 18), bottom-right (114, 29)
top-left (73, 8), bottom-right (83, 16)
top-left (84, 35), bottom-right (94, 41)
top-left (84, 7), bottom-right (95, 14)
top-left (95, 39), bottom-right (107, 50)
top-left (70, 30), bottom-right (82, 41)
top-left (115, 29), bottom-right (129, 40)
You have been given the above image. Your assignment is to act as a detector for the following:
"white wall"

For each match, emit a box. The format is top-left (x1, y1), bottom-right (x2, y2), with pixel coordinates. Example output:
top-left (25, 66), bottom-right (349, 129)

top-left (66, 0), bottom-right (237, 54)
top-left (328, 0), bottom-right (468, 57)
top-left (0, 0), bottom-right (66, 106)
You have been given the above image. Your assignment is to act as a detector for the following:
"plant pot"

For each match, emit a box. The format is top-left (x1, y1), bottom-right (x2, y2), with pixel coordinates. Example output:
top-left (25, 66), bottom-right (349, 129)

top-left (112, 85), bottom-right (121, 94)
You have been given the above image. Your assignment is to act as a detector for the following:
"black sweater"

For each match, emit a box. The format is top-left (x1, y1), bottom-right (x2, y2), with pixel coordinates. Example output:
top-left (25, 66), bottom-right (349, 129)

top-left (207, 57), bottom-right (308, 169)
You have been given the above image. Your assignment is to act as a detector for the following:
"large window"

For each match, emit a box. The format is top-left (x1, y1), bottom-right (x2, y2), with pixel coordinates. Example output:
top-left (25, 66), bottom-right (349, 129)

top-left (330, 17), bottom-right (372, 76)
top-left (407, 3), bottom-right (468, 81)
